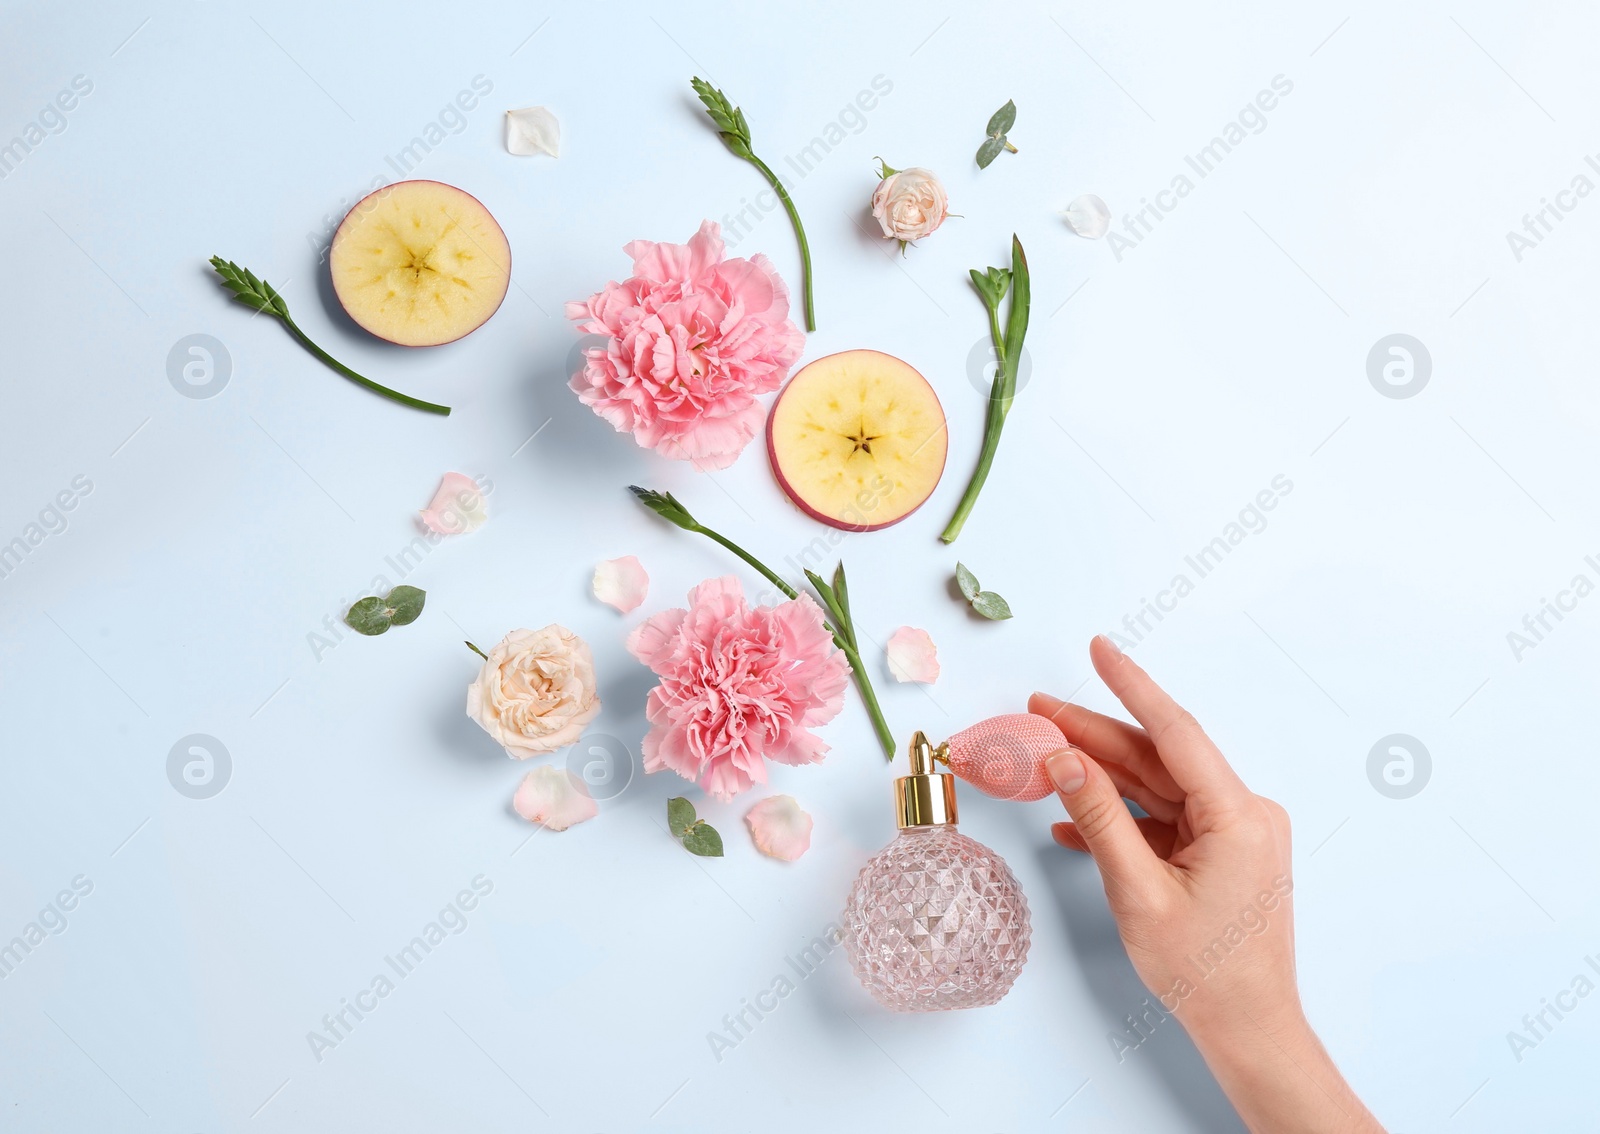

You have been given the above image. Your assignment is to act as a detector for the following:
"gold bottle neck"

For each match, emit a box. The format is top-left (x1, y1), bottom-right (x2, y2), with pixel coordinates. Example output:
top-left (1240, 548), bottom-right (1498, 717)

top-left (894, 731), bottom-right (958, 828)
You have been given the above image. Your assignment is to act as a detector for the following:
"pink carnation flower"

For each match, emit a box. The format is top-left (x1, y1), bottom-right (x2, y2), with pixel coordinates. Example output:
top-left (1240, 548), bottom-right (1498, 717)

top-left (626, 576), bottom-right (850, 800)
top-left (566, 221), bottom-right (806, 471)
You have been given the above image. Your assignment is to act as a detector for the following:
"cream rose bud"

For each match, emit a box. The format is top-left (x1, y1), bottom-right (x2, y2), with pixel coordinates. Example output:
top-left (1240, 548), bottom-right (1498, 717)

top-left (870, 167), bottom-right (950, 243)
top-left (467, 625), bottom-right (601, 759)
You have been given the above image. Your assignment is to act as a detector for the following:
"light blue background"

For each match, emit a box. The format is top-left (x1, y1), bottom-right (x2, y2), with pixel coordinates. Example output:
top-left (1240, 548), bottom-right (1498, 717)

top-left (2, 1), bottom-right (1596, 1130)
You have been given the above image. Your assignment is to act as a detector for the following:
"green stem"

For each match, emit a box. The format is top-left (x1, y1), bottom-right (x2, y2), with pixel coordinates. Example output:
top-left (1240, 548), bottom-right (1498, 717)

top-left (941, 306), bottom-right (1010, 543)
top-left (942, 238), bottom-right (1031, 542)
top-left (465, 640), bottom-right (488, 661)
top-left (281, 316), bottom-right (451, 416)
top-left (696, 524), bottom-right (799, 600)
top-left (747, 154), bottom-right (815, 332)
top-left (682, 520), bottom-right (893, 759)
top-left (839, 641), bottom-right (895, 759)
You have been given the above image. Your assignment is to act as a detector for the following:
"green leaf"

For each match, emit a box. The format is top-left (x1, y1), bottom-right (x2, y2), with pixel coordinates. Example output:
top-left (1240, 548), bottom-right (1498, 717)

top-left (682, 821), bottom-right (725, 857)
top-left (803, 568), bottom-right (834, 610)
top-left (667, 796), bottom-right (697, 837)
top-left (1001, 236), bottom-right (1031, 392)
top-left (975, 135), bottom-right (1005, 169)
top-left (344, 596), bottom-right (392, 636)
top-left (831, 562), bottom-right (850, 621)
top-left (386, 585), bottom-right (426, 626)
top-left (986, 99), bottom-right (1017, 137)
top-left (344, 586), bottom-right (428, 636)
top-left (875, 157), bottom-right (899, 179)
top-left (955, 562), bottom-right (980, 602)
top-left (971, 590), bottom-right (1013, 620)
top-left (968, 266), bottom-right (1013, 309)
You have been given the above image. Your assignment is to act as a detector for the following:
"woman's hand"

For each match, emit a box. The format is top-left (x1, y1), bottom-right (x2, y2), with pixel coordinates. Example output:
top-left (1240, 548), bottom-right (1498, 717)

top-left (1032, 635), bottom-right (1382, 1134)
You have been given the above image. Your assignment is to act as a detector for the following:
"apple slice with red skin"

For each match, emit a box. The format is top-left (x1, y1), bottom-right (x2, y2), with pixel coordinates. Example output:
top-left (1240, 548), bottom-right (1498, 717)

top-left (767, 349), bottom-right (948, 531)
top-left (329, 180), bottom-right (511, 347)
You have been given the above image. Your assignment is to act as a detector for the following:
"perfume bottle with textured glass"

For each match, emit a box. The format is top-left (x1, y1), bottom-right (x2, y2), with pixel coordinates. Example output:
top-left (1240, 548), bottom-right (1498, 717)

top-left (841, 730), bottom-right (1031, 1011)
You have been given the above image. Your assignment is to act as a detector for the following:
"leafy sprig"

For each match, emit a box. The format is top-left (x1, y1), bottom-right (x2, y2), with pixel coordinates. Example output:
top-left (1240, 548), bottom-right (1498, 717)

top-left (631, 487), bottom-right (895, 760)
top-left (690, 78), bottom-right (816, 332)
top-left (976, 100), bottom-right (1019, 169)
top-left (668, 797), bottom-right (724, 857)
top-left (345, 585), bottom-right (427, 635)
top-left (208, 257), bottom-right (451, 416)
top-left (942, 236), bottom-right (1032, 542)
top-left (955, 563), bottom-right (1013, 621)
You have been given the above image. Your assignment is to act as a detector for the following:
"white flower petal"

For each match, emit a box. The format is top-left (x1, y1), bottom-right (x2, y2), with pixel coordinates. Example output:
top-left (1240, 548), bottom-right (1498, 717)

top-left (505, 106), bottom-right (560, 157)
top-left (592, 555), bottom-right (649, 613)
top-left (1062, 193), bottom-right (1111, 239)
top-left (513, 765), bottom-right (598, 831)
top-left (419, 472), bottom-right (488, 535)
top-left (745, 795), bottom-right (812, 861)
top-left (885, 626), bottom-right (940, 684)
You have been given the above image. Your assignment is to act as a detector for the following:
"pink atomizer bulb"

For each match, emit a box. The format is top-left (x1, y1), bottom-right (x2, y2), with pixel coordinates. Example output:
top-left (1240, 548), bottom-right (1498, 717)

top-left (942, 712), bottom-right (1066, 801)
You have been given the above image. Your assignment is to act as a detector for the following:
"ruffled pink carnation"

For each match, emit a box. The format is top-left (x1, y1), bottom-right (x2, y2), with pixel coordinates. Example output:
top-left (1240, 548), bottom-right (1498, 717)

top-left (566, 221), bottom-right (806, 471)
top-left (626, 576), bottom-right (850, 800)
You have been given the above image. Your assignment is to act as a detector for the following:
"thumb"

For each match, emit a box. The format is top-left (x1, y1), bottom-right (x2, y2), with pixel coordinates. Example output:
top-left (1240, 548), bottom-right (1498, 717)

top-left (1046, 747), bottom-right (1160, 892)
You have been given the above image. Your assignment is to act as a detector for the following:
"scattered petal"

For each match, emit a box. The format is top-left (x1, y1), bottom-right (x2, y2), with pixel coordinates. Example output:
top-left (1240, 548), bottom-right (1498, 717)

top-left (593, 555), bottom-right (649, 613)
top-left (505, 106), bottom-right (560, 157)
top-left (513, 765), bottom-right (598, 831)
top-left (420, 472), bottom-right (488, 534)
top-left (745, 795), bottom-right (813, 861)
top-left (1062, 193), bottom-right (1110, 239)
top-left (885, 626), bottom-right (940, 684)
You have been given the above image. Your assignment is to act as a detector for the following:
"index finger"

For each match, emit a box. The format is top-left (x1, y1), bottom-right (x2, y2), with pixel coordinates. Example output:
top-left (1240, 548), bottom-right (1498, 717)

top-left (1089, 635), bottom-right (1248, 801)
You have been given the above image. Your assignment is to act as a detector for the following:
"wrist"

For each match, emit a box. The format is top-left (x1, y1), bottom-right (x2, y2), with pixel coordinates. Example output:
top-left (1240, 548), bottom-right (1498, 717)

top-left (1184, 1009), bottom-right (1381, 1133)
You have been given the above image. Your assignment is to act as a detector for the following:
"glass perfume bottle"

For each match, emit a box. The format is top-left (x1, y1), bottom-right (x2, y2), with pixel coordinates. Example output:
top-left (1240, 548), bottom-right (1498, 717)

top-left (842, 731), bottom-right (1031, 1011)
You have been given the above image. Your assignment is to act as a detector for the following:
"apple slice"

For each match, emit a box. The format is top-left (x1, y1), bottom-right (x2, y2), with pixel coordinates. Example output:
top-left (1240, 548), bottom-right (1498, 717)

top-left (329, 180), bottom-right (511, 347)
top-left (767, 349), bottom-right (947, 531)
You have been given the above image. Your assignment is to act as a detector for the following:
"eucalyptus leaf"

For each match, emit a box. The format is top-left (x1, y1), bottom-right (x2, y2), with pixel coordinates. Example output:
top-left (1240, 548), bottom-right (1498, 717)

top-left (975, 135), bottom-right (1005, 169)
top-left (986, 99), bottom-right (1017, 137)
top-left (955, 562), bottom-right (981, 602)
top-left (682, 822), bottom-right (725, 857)
top-left (971, 591), bottom-right (1014, 620)
top-left (344, 596), bottom-right (394, 636)
top-left (343, 586), bottom-right (428, 636)
top-left (386, 585), bottom-right (426, 626)
top-left (667, 796), bottom-right (697, 836)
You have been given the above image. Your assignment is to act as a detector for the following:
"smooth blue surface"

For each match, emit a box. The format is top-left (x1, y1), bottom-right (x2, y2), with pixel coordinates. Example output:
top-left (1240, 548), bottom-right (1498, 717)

top-left (3, 1), bottom-right (1597, 1130)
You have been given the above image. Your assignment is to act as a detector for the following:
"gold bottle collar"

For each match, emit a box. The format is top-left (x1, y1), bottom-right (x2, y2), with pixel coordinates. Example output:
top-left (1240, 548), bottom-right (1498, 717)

top-left (894, 731), bottom-right (958, 828)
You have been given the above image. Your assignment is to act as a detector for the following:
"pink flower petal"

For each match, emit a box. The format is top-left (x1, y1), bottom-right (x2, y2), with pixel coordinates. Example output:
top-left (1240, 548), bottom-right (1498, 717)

top-left (565, 221), bottom-right (804, 469)
top-left (745, 795), bottom-right (813, 861)
top-left (512, 766), bottom-right (598, 831)
top-left (592, 556), bottom-right (649, 613)
top-left (627, 576), bottom-right (849, 801)
top-left (885, 626), bottom-right (940, 684)
top-left (420, 472), bottom-right (488, 535)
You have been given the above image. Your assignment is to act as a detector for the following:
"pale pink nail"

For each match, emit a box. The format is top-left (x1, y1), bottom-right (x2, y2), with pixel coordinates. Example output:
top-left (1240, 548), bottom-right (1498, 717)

top-left (1046, 749), bottom-right (1086, 794)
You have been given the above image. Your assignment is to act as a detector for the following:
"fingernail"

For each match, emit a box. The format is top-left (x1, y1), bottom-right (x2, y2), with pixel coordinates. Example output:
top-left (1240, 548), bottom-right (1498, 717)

top-left (1046, 748), bottom-right (1086, 794)
top-left (1094, 634), bottom-right (1123, 657)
